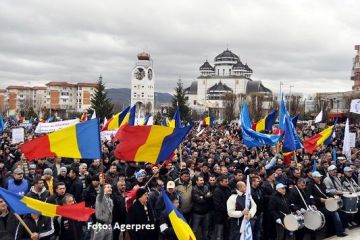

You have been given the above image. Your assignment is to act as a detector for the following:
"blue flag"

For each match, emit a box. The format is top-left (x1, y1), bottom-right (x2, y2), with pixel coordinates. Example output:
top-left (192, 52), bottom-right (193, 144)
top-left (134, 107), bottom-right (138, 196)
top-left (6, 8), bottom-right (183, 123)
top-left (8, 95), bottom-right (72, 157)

top-left (171, 107), bottom-right (182, 128)
top-left (324, 118), bottom-right (337, 145)
top-left (0, 116), bottom-right (4, 132)
top-left (332, 147), bottom-right (337, 162)
top-left (241, 102), bottom-right (281, 147)
top-left (291, 114), bottom-right (299, 127)
top-left (128, 105), bottom-right (136, 126)
top-left (312, 160), bottom-right (317, 172)
top-left (279, 95), bottom-right (289, 131)
top-left (283, 115), bottom-right (303, 152)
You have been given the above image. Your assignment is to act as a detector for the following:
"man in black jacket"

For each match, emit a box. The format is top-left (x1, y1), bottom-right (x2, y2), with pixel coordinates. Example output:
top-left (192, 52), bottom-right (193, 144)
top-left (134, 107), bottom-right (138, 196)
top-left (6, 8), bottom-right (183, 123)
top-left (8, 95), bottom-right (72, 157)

top-left (15, 214), bottom-right (54, 240)
top-left (59, 194), bottom-right (83, 240)
top-left (269, 183), bottom-right (292, 240)
top-left (306, 171), bottom-right (347, 237)
top-left (250, 175), bottom-right (264, 240)
top-left (67, 168), bottom-right (83, 203)
top-left (112, 180), bottom-right (127, 240)
top-left (126, 188), bottom-right (157, 240)
top-left (46, 182), bottom-right (66, 238)
top-left (262, 169), bottom-right (276, 240)
top-left (26, 176), bottom-right (49, 201)
top-left (191, 175), bottom-right (211, 239)
top-left (0, 197), bottom-right (19, 240)
top-left (288, 178), bottom-right (316, 240)
top-left (213, 175), bottom-right (231, 240)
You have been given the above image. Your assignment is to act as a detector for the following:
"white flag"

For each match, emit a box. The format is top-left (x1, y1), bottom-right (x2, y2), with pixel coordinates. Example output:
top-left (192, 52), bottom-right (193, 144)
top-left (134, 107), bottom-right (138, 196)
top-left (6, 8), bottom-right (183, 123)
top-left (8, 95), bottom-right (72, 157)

top-left (350, 99), bottom-right (360, 114)
top-left (240, 176), bottom-right (253, 240)
top-left (197, 121), bottom-right (202, 133)
top-left (342, 118), bottom-right (351, 161)
top-left (146, 116), bottom-right (154, 125)
top-left (91, 110), bottom-right (96, 119)
top-left (314, 110), bottom-right (323, 123)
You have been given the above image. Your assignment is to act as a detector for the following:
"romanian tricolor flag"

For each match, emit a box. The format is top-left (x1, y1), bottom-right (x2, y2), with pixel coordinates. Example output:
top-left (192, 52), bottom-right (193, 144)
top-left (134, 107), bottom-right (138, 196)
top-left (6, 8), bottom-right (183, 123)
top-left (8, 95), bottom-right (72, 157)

top-left (162, 189), bottom-right (196, 240)
top-left (252, 110), bottom-right (277, 132)
top-left (114, 124), bottom-right (193, 164)
top-left (0, 187), bottom-right (94, 221)
top-left (283, 152), bottom-right (294, 166)
top-left (303, 125), bottom-right (334, 154)
top-left (102, 106), bottom-right (130, 131)
top-left (202, 116), bottom-right (214, 127)
top-left (20, 118), bottom-right (101, 161)
top-left (169, 107), bottom-right (182, 128)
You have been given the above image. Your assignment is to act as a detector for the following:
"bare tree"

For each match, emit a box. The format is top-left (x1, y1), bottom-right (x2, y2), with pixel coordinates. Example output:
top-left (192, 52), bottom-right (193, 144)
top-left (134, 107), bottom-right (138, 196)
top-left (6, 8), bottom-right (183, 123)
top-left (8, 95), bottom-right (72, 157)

top-left (223, 93), bottom-right (236, 122)
top-left (247, 93), bottom-right (266, 122)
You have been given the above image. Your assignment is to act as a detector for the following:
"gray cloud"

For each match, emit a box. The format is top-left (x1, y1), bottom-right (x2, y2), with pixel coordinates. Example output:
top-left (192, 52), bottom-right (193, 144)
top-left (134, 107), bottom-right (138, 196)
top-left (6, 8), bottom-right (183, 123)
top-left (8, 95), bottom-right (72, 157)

top-left (0, 0), bottom-right (358, 94)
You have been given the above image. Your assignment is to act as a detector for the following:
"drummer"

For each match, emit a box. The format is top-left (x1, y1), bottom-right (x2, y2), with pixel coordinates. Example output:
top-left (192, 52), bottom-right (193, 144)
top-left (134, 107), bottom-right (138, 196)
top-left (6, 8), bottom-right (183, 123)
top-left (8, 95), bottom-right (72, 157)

top-left (306, 171), bottom-right (347, 237)
top-left (268, 183), bottom-right (292, 240)
top-left (288, 178), bottom-right (317, 240)
top-left (323, 165), bottom-right (344, 196)
top-left (342, 166), bottom-right (360, 193)
top-left (341, 166), bottom-right (360, 225)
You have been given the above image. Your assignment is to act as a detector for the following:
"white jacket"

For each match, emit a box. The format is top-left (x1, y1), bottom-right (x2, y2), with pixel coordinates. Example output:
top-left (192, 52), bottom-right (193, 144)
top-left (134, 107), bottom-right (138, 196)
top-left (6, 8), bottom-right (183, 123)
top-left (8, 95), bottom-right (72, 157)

top-left (227, 189), bottom-right (257, 219)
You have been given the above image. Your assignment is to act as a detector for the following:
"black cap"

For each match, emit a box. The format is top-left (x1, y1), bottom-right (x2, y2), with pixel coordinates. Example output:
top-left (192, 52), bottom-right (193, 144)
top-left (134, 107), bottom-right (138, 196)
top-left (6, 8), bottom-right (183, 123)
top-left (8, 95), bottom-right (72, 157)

top-left (180, 169), bottom-right (190, 176)
top-left (136, 188), bottom-right (147, 199)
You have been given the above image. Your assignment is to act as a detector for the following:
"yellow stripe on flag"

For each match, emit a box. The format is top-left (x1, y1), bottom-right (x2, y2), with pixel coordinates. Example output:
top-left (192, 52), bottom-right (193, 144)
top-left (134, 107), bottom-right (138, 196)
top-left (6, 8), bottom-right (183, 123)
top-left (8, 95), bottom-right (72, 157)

top-left (108, 113), bottom-right (120, 130)
top-left (21, 196), bottom-right (58, 217)
top-left (134, 126), bottom-right (174, 164)
top-left (169, 211), bottom-right (196, 240)
top-left (316, 126), bottom-right (333, 146)
top-left (256, 117), bottom-right (266, 132)
top-left (120, 113), bottom-right (130, 127)
top-left (49, 124), bottom-right (81, 158)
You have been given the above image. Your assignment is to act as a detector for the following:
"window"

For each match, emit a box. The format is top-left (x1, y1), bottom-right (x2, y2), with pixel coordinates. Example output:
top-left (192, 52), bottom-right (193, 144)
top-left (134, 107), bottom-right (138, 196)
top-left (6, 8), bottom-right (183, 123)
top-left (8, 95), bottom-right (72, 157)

top-left (134, 93), bottom-right (137, 97)
top-left (194, 100), bottom-right (197, 105)
top-left (217, 69), bottom-right (219, 75)
top-left (223, 69), bottom-right (225, 75)
top-left (229, 69), bottom-right (231, 75)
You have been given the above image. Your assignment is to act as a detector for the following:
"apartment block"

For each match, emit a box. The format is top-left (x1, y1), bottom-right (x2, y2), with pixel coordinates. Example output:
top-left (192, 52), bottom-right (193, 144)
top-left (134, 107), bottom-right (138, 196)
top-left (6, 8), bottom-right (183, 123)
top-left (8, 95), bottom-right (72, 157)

top-left (2, 82), bottom-right (97, 116)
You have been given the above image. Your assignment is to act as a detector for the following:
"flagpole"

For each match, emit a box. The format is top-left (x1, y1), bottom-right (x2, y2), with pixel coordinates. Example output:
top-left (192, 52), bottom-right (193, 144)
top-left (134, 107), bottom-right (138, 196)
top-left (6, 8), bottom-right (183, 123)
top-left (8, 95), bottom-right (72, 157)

top-left (14, 213), bottom-right (33, 236)
top-left (144, 161), bottom-right (167, 187)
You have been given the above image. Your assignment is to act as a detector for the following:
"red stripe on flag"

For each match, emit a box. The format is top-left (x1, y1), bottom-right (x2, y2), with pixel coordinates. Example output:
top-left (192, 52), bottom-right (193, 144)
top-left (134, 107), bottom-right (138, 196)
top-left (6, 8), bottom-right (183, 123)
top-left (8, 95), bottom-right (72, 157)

top-left (20, 136), bottom-right (56, 161)
top-left (303, 134), bottom-right (322, 154)
top-left (114, 125), bottom-right (152, 161)
top-left (56, 202), bottom-right (95, 221)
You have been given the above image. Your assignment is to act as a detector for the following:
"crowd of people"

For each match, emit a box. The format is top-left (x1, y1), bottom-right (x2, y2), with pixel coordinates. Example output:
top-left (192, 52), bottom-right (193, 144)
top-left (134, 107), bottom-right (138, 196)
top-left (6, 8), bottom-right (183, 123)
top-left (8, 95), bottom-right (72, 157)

top-left (0, 119), bottom-right (360, 240)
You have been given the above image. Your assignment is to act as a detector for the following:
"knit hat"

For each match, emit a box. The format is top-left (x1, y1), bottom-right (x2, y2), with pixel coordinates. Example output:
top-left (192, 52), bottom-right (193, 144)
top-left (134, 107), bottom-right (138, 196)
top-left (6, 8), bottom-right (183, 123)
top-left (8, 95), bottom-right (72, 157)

top-left (180, 169), bottom-right (190, 176)
top-left (136, 188), bottom-right (147, 199)
top-left (135, 169), bottom-right (146, 179)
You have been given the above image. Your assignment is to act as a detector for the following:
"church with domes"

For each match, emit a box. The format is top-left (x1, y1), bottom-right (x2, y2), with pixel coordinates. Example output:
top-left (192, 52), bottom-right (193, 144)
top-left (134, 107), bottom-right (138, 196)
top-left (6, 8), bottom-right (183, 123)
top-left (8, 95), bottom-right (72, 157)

top-left (185, 49), bottom-right (272, 118)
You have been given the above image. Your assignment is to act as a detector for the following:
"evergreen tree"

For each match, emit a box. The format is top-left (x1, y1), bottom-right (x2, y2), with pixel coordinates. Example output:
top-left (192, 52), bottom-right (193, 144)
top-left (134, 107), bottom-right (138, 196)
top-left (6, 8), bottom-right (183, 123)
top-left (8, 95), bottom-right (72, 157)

top-left (168, 79), bottom-right (191, 123)
top-left (88, 75), bottom-right (114, 120)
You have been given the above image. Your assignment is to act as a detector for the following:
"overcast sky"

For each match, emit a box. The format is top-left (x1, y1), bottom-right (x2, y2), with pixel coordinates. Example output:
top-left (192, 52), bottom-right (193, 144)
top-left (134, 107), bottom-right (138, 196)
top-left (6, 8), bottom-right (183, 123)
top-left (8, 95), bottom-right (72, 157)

top-left (0, 0), bottom-right (359, 94)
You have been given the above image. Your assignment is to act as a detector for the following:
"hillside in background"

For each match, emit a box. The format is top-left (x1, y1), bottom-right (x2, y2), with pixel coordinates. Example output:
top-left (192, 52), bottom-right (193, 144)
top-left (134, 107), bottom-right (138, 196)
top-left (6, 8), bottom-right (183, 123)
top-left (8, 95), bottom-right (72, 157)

top-left (105, 88), bottom-right (172, 107)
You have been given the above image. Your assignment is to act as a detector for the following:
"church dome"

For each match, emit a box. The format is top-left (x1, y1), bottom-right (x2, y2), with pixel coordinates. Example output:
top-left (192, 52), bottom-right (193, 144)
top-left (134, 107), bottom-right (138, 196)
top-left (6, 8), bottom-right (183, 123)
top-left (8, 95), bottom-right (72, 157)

top-left (137, 52), bottom-right (150, 60)
top-left (199, 60), bottom-right (214, 71)
top-left (232, 61), bottom-right (246, 70)
top-left (214, 49), bottom-right (240, 62)
top-left (244, 63), bottom-right (253, 73)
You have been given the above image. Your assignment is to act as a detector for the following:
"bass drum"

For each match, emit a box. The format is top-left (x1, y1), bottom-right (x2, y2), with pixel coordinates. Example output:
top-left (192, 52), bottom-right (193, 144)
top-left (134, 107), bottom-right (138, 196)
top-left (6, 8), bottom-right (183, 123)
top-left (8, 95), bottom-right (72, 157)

top-left (325, 198), bottom-right (343, 212)
top-left (284, 213), bottom-right (304, 232)
top-left (341, 192), bottom-right (358, 213)
top-left (304, 210), bottom-right (326, 231)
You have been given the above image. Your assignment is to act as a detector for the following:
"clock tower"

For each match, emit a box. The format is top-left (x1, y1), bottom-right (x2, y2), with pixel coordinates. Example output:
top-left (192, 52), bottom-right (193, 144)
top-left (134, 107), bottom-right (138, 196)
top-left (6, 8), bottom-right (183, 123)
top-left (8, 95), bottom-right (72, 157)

top-left (130, 52), bottom-right (154, 115)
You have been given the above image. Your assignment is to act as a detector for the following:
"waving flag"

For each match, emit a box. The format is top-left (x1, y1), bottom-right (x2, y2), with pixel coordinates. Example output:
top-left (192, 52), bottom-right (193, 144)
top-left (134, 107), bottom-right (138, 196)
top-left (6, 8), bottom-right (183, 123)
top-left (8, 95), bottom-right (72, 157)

top-left (0, 116), bottom-right (4, 132)
top-left (162, 116), bottom-right (170, 126)
top-left (114, 124), bottom-right (193, 164)
top-left (241, 102), bottom-right (281, 147)
top-left (342, 118), bottom-right (351, 160)
top-left (292, 114), bottom-right (299, 127)
top-left (169, 107), bottom-right (182, 128)
top-left (303, 125), bottom-right (334, 154)
top-left (46, 116), bottom-right (54, 123)
top-left (80, 113), bottom-right (87, 122)
top-left (252, 110), bottom-right (277, 132)
top-left (162, 189), bottom-right (196, 240)
top-left (283, 115), bottom-right (303, 153)
top-left (314, 110), bottom-right (323, 123)
top-left (202, 115), bottom-right (214, 127)
top-left (279, 96), bottom-right (288, 131)
top-left (102, 106), bottom-right (130, 131)
top-left (0, 187), bottom-right (94, 221)
top-left (240, 176), bottom-right (253, 240)
top-left (312, 160), bottom-right (318, 172)
top-left (20, 118), bottom-right (101, 160)
top-left (91, 110), bottom-right (97, 119)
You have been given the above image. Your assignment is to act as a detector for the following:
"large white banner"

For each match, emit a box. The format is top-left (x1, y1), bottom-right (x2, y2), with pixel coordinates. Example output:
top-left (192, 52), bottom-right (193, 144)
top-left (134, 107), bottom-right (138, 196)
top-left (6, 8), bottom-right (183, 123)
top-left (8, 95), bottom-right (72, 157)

top-left (350, 99), bottom-right (360, 114)
top-left (100, 130), bottom-right (117, 141)
top-left (12, 128), bottom-right (24, 144)
top-left (35, 119), bottom-right (80, 134)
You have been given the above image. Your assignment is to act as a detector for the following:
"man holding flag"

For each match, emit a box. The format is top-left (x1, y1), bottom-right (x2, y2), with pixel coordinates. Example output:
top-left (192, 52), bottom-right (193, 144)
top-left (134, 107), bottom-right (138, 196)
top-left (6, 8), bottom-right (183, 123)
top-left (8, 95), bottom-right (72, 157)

top-left (227, 178), bottom-right (256, 240)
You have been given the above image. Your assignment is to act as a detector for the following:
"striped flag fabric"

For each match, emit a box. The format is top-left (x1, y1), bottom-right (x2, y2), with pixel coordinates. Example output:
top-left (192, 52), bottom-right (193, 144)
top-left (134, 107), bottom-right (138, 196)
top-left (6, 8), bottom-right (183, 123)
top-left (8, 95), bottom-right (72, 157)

top-left (240, 176), bottom-right (253, 240)
top-left (0, 187), bottom-right (94, 221)
top-left (252, 110), bottom-right (277, 132)
top-left (303, 125), bottom-right (334, 154)
top-left (114, 124), bottom-right (193, 164)
top-left (20, 118), bottom-right (101, 160)
top-left (161, 189), bottom-right (196, 240)
top-left (102, 106), bottom-right (130, 131)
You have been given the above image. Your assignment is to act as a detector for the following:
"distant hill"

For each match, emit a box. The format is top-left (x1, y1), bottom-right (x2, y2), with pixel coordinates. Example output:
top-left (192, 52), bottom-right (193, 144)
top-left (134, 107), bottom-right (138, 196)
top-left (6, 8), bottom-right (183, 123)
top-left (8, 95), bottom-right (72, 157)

top-left (105, 88), bottom-right (173, 106)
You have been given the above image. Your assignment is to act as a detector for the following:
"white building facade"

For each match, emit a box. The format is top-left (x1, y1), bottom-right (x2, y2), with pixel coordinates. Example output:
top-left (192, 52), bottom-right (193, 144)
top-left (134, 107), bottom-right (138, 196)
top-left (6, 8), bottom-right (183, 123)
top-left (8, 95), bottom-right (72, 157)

top-left (130, 52), bottom-right (155, 115)
top-left (185, 49), bottom-right (272, 117)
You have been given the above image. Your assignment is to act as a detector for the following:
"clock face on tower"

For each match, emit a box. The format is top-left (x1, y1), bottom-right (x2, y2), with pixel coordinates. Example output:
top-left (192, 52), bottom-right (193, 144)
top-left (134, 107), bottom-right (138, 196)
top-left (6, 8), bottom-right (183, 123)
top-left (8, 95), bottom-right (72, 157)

top-left (134, 67), bottom-right (145, 80)
top-left (148, 69), bottom-right (153, 80)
